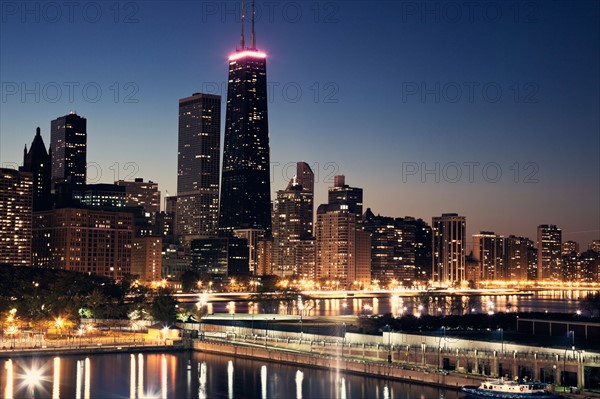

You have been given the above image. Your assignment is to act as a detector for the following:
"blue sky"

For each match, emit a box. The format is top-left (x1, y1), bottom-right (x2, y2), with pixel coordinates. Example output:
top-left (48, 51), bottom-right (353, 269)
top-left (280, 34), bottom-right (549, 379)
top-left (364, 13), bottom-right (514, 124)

top-left (1, 0), bottom-right (598, 248)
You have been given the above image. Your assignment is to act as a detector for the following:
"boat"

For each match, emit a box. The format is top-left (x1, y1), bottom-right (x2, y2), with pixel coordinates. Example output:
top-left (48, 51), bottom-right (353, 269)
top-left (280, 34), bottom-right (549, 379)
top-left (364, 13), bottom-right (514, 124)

top-left (461, 379), bottom-right (562, 398)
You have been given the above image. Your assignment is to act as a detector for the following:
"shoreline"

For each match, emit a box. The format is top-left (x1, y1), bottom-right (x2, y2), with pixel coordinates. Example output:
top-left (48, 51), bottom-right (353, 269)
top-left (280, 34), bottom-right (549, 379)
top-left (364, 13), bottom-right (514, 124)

top-left (2, 338), bottom-right (599, 398)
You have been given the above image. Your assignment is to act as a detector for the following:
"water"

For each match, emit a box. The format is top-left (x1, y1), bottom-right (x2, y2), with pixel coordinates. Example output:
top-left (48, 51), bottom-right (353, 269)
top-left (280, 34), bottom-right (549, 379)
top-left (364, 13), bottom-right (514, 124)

top-left (203, 290), bottom-right (594, 317)
top-left (1, 352), bottom-right (461, 398)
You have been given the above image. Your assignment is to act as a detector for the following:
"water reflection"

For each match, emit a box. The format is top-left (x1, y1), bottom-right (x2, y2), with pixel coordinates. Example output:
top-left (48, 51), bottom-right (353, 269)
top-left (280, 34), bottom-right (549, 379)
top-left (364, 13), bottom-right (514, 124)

top-left (52, 357), bottom-right (60, 399)
top-left (0, 352), bottom-right (461, 398)
top-left (295, 370), bottom-right (303, 399)
top-left (198, 362), bottom-right (207, 399)
top-left (130, 354), bottom-right (136, 399)
top-left (4, 359), bottom-right (13, 399)
top-left (227, 360), bottom-right (233, 399)
top-left (203, 290), bottom-right (593, 317)
top-left (261, 364), bottom-right (267, 399)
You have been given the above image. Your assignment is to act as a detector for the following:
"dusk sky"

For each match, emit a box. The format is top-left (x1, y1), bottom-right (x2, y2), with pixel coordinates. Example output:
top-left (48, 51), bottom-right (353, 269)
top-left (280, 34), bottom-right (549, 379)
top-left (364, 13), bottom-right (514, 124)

top-left (1, 0), bottom-right (598, 248)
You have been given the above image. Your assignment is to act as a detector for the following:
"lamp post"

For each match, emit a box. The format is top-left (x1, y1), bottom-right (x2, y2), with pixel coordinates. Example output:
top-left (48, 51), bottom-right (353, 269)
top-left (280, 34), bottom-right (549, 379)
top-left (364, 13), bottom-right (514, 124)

top-left (498, 328), bottom-right (504, 354)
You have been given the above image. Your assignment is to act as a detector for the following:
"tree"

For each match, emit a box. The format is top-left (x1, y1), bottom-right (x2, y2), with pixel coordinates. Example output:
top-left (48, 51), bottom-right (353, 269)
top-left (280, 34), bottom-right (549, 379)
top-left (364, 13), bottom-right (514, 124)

top-left (180, 270), bottom-right (201, 293)
top-left (579, 293), bottom-right (600, 317)
top-left (150, 288), bottom-right (177, 325)
top-left (86, 289), bottom-right (108, 322)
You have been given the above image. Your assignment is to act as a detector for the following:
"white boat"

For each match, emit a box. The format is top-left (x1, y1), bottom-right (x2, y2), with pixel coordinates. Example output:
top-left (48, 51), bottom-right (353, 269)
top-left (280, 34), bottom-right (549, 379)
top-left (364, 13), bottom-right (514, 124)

top-left (461, 378), bottom-right (562, 398)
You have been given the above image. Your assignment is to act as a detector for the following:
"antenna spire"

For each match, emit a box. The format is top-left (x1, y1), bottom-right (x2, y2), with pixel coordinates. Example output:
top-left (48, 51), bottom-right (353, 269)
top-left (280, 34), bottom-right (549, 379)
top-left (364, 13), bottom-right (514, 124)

top-left (251, 0), bottom-right (256, 49)
top-left (240, 0), bottom-right (245, 49)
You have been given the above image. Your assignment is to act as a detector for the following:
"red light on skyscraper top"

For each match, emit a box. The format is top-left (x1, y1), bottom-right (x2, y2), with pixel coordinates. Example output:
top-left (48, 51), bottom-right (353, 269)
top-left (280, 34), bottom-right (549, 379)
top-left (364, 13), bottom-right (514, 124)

top-left (229, 50), bottom-right (267, 61)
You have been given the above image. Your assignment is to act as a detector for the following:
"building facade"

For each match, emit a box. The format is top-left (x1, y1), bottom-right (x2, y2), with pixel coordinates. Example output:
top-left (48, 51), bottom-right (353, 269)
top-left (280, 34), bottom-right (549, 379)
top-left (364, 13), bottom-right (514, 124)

top-left (176, 93), bottom-right (221, 238)
top-left (32, 208), bottom-right (134, 279)
top-left (218, 45), bottom-right (271, 236)
top-left (272, 181), bottom-right (314, 277)
top-left (537, 224), bottom-right (562, 281)
top-left (504, 235), bottom-right (534, 281)
top-left (190, 237), bottom-right (249, 278)
top-left (116, 178), bottom-right (161, 216)
top-left (21, 127), bottom-right (52, 211)
top-left (50, 112), bottom-right (87, 189)
top-left (316, 177), bottom-right (371, 288)
top-left (432, 213), bottom-right (466, 285)
top-left (362, 209), bottom-right (416, 286)
top-left (472, 231), bottom-right (505, 281)
top-left (131, 236), bottom-right (163, 282)
top-left (0, 168), bottom-right (33, 266)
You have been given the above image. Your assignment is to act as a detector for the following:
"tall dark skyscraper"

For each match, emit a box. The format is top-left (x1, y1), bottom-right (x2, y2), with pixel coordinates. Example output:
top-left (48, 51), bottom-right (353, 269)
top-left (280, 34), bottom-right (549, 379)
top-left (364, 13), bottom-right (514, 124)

top-left (219, 1), bottom-right (271, 236)
top-left (176, 93), bottom-right (221, 238)
top-left (21, 127), bottom-right (52, 211)
top-left (50, 112), bottom-right (87, 189)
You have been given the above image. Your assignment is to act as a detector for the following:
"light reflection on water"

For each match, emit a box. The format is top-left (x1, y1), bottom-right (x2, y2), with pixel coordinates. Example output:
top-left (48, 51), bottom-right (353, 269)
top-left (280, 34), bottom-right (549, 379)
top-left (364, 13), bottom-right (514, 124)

top-left (1, 352), bottom-right (460, 399)
top-left (204, 289), bottom-right (598, 317)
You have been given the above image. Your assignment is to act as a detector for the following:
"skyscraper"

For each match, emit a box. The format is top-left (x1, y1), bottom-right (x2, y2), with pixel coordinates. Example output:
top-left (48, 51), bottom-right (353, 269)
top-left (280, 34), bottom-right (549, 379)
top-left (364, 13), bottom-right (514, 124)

top-left (272, 180), bottom-right (314, 277)
top-left (177, 93), bottom-right (221, 239)
top-left (432, 213), bottom-right (466, 285)
top-left (0, 168), bottom-right (33, 266)
top-left (537, 224), bottom-right (562, 281)
top-left (21, 127), bottom-right (52, 211)
top-left (219, 1), bottom-right (271, 236)
top-left (504, 235), bottom-right (534, 281)
top-left (472, 231), bottom-right (505, 281)
top-left (327, 175), bottom-right (363, 216)
top-left (316, 177), bottom-right (371, 288)
top-left (362, 209), bottom-right (416, 285)
top-left (50, 112), bottom-right (87, 189)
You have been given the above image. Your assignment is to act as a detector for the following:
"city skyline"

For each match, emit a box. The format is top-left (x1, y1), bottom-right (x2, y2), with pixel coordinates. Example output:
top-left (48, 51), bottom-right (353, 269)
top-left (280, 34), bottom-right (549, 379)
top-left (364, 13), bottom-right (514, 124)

top-left (1, 1), bottom-right (598, 247)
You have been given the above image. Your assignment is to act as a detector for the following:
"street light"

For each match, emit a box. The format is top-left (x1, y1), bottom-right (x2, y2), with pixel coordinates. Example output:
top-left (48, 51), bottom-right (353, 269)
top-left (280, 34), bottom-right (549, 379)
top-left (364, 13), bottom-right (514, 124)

top-left (498, 328), bottom-right (504, 354)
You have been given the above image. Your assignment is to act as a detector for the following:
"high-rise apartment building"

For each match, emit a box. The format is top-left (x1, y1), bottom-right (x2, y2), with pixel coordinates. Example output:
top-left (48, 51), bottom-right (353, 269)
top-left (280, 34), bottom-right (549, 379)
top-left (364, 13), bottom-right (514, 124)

top-left (537, 224), bottom-right (562, 281)
top-left (50, 112), bottom-right (87, 189)
top-left (562, 240), bottom-right (579, 256)
top-left (316, 178), bottom-right (370, 288)
top-left (504, 235), bottom-right (534, 281)
top-left (472, 231), bottom-right (504, 281)
top-left (327, 175), bottom-right (363, 216)
top-left (362, 209), bottom-right (416, 285)
top-left (432, 213), bottom-right (466, 285)
top-left (177, 93), bottom-right (221, 238)
top-left (0, 168), bottom-right (33, 266)
top-left (272, 180), bottom-right (314, 277)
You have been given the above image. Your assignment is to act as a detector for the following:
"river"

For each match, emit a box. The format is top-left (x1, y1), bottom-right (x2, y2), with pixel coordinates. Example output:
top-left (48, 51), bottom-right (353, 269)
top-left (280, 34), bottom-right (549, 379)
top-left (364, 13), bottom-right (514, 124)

top-left (2, 351), bottom-right (463, 398)
top-left (201, 289), bottom-right (596, 317)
